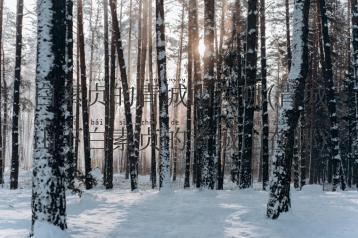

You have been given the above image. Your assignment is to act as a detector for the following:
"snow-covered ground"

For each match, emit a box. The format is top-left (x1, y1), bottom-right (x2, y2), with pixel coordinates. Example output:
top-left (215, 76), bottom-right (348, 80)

top-left (1, 174), bottom-right (358, 238)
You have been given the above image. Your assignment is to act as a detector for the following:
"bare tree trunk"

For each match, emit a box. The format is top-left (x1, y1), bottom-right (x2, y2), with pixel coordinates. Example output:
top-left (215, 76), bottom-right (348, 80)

top-left (318, 0), bottom-right (346, 191)
top-left (148, 0), bottom-right (157, 189)
top-left (110, 0), bottom-right (138, 190)
top-left (10, 0), bottom-right (24, 190)
top-left (31, 0), bottom-right (69, 233)
top-left (78, 0), bottom-right (94, 189)
top-left (199, 0), bottom-right (216, 189)
top-left (267, 0), bottom-right (310, 219)
top-left (156, 0), bottom-right (170, 191)
top-left (0, 0), bottom-right (3, 185)
top-left (260, 0), bottom-right (269, 190)
top-left (240, 0), bottom-right (258, 189)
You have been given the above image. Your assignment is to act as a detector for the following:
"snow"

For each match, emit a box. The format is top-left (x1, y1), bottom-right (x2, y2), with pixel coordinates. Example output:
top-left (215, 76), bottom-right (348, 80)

top-left (1, 175), bottom-right (358, 238)
top-left (32, 222), bottom-right (70, 238)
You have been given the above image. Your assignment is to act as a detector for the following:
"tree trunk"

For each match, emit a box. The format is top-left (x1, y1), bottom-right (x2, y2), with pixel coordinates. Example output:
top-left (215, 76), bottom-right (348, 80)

top-left (286, 0), bottom-right (292, 70)
top-left (110, 0), bottom-right (138, 190)
top-left (10, 0), bottom-right (24, 190)
top-left (318, 0), bottom-right (346, 191)
top-left (156, 0), bottom-right (170, 191)
top-left (64, 0), bottom-right (75, 189)
top-left (148, 0), bottom-right (157, 189)
top-left (352, 0), bottom-right (358, 189)
top-left (260, 0), bottom-right (269, 190)
top-left (267, 0), bottom-right (310, 219)
top-left (200, 0), bottom-right (216, 189)
top-left (78, 0), bottom-right (94, 190)
top-left (240, 0), bottom-right (258, 189)
top-left (31, 0), bottom-right (69, 233)
top-left (0, 0), bottom-right (3, 185)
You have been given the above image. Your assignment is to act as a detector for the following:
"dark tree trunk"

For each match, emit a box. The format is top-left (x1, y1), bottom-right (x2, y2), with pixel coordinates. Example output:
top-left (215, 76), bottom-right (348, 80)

top-left (10, 0), bottom-right (24, 190)
top-left (156, 0), bottom-right (170, 190)
top-left (240, 0), bottom-right (258, 189)
top-left (31, 0), bottom-right (70, 233)
top-left (148, 0), bottom-right (157, 189)
top-left (318, 0), bottom-right (346, 191)
top-left (352, 0), bottom-right (358, 189)
top-left (184, 9), bottom-right (193, 188)
top-left (64, 0), bottom-right (75, 189)
top-left (286, 0), bottom-right (292, 70)
top-left (267, 0), bottom-right (310, 219)
top-left (190, 0), bottom-right (202, 187)
top-left (0, 0), bottom-right (3, 185)
top-left (110, 0), bottom-right (138, 190)
top-left (78, 0), bottom-right (94, 190)
top-left (260, 0), bottom-right (269, 190)
top-left (199, 0), bottom-right (216, 189)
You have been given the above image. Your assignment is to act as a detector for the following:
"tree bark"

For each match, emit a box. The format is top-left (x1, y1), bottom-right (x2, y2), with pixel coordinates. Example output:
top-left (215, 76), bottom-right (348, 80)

top-left (156, 0), bottom-right (170, 191)
top-left (267, 0), bottom-right (310, 219)
top-left (260, 0), bottom-right (269, 190)
top-left (10, 0), bottom-right (24, 190)
top-left (240, 0), bottom-right (258, 189)
top-left (318, 0), bottom-right (346, 191)
top-left (31, 0), bottom-right (69, 233)
top-left (78, 0), bottom-right (94, 190)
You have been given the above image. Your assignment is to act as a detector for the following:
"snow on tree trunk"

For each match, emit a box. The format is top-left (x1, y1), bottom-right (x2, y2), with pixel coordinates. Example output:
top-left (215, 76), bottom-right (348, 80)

top-left (351, 0), bottom-right (358, 189)
top-left (10, 0), bottom-right (24, 190)
top-left (156, 0), bottom-right (170, 191)
top-left (199, 0), bottom-right (216, 190)
top-left (260, 0), bottom-right (269, 191)
top-left (0, 0), bottom-right (3, 185)
top-left (110, 0), bottom-right (138, 191)
top-left (267, 0), bottom-right (310, 219)
top-left (318, 0), bottom-right (346, 191)
top-left (64, 0), bottom-right (75, 190)
top-left (31, 0), bottom-right (69, 234)
top-left (240, 0), bottom-right (258, 189)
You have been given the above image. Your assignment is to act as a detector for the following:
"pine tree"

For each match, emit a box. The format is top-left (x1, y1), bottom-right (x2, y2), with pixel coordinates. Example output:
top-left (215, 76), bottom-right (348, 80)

top-left (260, 0), bottom-right (269, 190)
top-left (240, 0), bottom-right (258, 189)
top-left (156, 0), bottom-right (170, 191)
top-left (0, 0), bottom-right (3, 185)
top-left (267, 0), bottom-right (310, 219)
top-left (110, 0), bottom-right (138, 190)
top-left (78, 0), bottom-right (94, 190)
top-left (10, 0), bottom-right (24, 190)
top-left (199, 0), bottom-right (216, 189)
top-left (318, 0), bottom-right (346, 191)
top-left (31, 0), bottom-right (70, 233)
top-left (351, 0), bottom-right (358, 189)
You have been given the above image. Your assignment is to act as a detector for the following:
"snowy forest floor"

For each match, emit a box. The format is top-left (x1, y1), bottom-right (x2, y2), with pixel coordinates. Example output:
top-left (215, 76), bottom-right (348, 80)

top-left (1, 172), bottom-right (358, 238)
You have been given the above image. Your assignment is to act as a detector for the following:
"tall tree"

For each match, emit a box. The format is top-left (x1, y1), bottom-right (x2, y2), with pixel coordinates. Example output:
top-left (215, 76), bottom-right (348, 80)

top-left (240, 0), bottom-right (258, 189)
top-left (10, 0), bottom-right (24, 190)
top-left (156, 0), bottom-right (170, 191)
top-left (110, 0), bottom-right (138, 190)
top-left (103, 0), bottom-right (113, 189)
top-left (0, 0), bottom-right (4, 185)
top-left (78, 0), bottom-right (93, 189)
top-left (184, 0), bottom-right (194, 189)
top-left (31, 0), bottom-right (70, 233)
top-left (267, 0), bottom-right (310, 219)
top-left (260, 0), bottom-right (269, 190)
top-left (200, 0), bottom-right (216, 189)
top-left (64, 0), bottom-right (75, 189)
top-left (148, 0), bottom-right (157, 189)
top-left (352, 0), bottom-right (358, 189)
top-left (318, 0), bottom-right (346, 191)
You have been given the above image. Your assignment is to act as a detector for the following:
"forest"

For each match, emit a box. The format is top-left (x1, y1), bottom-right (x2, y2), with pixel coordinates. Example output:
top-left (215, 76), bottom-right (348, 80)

top-left (0, 0), bottom-right (357, 237)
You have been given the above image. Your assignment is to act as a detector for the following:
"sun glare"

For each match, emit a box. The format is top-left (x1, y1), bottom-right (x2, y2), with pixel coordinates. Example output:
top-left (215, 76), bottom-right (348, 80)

top-left (198, 40), bottom-right (206, 58)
